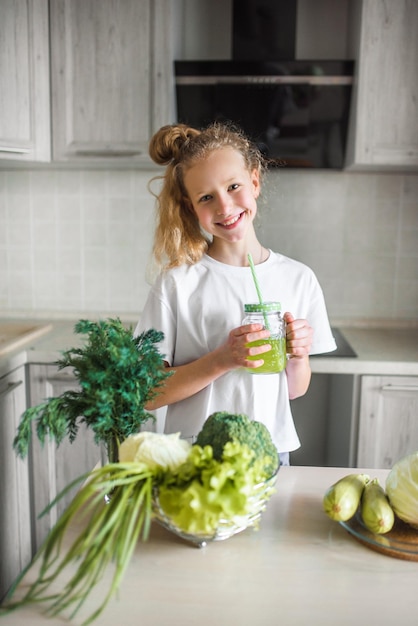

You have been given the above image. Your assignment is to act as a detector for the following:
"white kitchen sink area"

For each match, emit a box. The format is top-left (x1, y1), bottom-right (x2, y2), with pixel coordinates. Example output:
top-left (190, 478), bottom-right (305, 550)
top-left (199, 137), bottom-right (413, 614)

top-left (0, 322), bottom-right (53, 357)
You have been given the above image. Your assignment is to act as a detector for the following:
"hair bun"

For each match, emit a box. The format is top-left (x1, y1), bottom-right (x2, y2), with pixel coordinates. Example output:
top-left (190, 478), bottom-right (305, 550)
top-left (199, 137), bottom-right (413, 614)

top-left (149, 124), bottom-right (200, 165)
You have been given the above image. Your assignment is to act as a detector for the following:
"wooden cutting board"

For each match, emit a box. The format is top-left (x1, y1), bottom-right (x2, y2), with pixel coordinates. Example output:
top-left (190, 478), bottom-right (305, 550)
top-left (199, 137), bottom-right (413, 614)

top-left (0, 322), bottom-right (53, 356)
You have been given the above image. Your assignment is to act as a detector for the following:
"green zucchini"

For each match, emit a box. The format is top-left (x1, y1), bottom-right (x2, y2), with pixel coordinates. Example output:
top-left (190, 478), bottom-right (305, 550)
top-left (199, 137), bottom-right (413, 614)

top-left (323, 473), bottom-right (369, 522)
top-left (361, 478), bottom-right (395, 534)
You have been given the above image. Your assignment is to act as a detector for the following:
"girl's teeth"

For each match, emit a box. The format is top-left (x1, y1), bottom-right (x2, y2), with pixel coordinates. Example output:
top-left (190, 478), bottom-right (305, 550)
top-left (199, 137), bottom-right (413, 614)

top-left (224, 215), bottom-right (240, 226)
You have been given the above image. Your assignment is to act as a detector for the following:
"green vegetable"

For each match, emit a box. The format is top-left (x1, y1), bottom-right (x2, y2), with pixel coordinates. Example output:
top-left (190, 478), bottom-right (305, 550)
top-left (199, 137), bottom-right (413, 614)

top-left (1, 463), bottom-right (154, 626)
top-left (119, 431), bottom-right (191, 471)
top-left (323, 473), bottom-right (369, 522)
top-left (386, 452), bottom-right (418, 529)
top-left (2, 438), bottom-right (276, 624)
top-left (195, 411), bottom-right (279, 478)
top-left (157, 440), bottom-right (274, 536)
top-left (4, 412), bottom-right (278, 623)
top-left (13, 319), bottom-right (171, 459)
top-left (361, 478), bottom-right (395, 534)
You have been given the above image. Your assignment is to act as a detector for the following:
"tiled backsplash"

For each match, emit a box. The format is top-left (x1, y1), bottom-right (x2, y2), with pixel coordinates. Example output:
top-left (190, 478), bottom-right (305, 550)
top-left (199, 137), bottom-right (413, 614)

top-left (0, 169), bottom-right (417, 322)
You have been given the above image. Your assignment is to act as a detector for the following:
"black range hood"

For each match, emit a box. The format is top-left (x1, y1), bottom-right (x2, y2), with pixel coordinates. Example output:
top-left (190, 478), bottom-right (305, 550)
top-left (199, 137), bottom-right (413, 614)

top-left (175, 59), bottom-right (354, 169)
top-left (232, 0), bottom-right (298, 61)
top-left (174, 1), bottom-right (354, 169)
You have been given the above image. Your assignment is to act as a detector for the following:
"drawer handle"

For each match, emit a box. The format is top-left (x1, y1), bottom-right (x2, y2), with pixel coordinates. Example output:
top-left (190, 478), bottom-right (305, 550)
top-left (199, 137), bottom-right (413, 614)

top-left (381, 384), bottom-right (418, 392)
top-left (0, 379), bottom-right (24, 396)
top-left (0, 146), bottom-right (30, 154)
top-left (73, 150), bottom-right (142, 157)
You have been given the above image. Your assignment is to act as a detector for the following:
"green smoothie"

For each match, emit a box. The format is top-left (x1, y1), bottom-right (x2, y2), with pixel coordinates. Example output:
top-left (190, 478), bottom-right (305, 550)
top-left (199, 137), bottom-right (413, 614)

top-left (245, 337), bottom-right (287, 374)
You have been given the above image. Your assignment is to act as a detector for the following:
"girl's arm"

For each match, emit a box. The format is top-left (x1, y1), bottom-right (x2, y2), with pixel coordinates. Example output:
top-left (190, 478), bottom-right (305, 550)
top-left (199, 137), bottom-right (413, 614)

top-left (284, 312), bottom-right (313, 399)
top-left (146, 324), bottom-right (271, 410)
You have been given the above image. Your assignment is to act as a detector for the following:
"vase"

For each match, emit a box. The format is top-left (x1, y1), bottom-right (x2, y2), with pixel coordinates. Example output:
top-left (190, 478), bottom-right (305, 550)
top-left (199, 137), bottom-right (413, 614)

top-left (107, 432), bottom-right (120, 464)
top-left (101, 433), bottom-right (120, 504)
top-left (101, 432), bottom-right (120, 465)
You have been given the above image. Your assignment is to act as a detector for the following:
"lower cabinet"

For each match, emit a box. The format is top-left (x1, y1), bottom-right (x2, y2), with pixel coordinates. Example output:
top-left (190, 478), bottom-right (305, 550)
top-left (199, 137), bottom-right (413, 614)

top-left (326, 374), bottom-right (418, 469)
top-left (0, 367), bottom-right (31, 601)
top-left (356, 375), bottom-right (418, 469)
top-left (290, 374), bottom-right (331, 466)
top-left (28, 364), bottom-right (100, 552)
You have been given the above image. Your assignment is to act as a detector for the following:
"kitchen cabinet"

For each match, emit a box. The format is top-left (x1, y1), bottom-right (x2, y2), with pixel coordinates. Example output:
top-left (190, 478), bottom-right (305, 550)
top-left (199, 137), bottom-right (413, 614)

top-left (292, 372), bottom-right (360, 468)
top-left (345, 0), bottom-right (418, 170)
top-left (0, 367), bottom-right (32, 601)
top-left (50, 0), bottom-right (173, 163)
top-left (326, 373), bottom-right (418, 469)
top-left (356, 375), bottom-right (418, 469)
top-left (0, 0), bottom-right (172, 166)
top-left (0, 0), bottom-right (51, 163)
top-left (290, 374), bottom-right (331, 466)
top-left (28, 364), bottom-right (100, 552)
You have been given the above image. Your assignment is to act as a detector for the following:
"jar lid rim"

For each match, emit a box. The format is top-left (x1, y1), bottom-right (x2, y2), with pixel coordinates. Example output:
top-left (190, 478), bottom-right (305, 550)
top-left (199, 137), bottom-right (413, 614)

top-left (244, 301), bottom-right (281, 312)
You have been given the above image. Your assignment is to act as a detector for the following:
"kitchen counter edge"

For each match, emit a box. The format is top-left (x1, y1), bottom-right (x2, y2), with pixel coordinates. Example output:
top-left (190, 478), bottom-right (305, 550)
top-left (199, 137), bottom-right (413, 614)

top-left (1, 320), bottom-right (418, 379)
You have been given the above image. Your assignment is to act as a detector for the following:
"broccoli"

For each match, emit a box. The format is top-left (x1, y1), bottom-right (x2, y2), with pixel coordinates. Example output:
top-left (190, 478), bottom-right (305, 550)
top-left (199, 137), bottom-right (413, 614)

top-left (195, 411), bottom-right (279, 477)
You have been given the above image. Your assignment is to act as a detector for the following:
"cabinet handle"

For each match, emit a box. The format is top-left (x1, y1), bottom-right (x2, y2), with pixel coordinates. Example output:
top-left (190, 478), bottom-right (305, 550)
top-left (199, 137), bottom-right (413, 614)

top-left (0, 147), bottom-right (31, 154)
top-left (381, 384), bottom-right (418, 392)
top-left (0, 379), bottom-right (24, 396)
top-left (73, 150), bottom-right (142, 157)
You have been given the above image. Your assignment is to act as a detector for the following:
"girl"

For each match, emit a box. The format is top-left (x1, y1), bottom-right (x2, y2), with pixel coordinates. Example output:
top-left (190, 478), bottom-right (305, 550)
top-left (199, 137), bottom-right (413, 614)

top-left (135, 122), bottom-right (336, 464)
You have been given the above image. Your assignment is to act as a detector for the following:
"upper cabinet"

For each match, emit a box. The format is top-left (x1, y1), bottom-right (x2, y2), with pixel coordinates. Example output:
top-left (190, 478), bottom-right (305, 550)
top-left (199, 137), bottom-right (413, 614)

top-left (0, 0), bottom-right (173, 166)
top-left (50, 0), bottom-right (172, 163)
top-left (345, 0), bottom-right (418, 171)
top-left (0, 0), bottom-right (51, 162)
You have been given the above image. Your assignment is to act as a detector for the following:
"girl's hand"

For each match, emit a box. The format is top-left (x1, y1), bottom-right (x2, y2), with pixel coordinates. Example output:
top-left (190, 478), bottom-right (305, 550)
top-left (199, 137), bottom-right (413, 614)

top-left (224, 323), bottom-right (271, 370)
top-left (284, 312), bottom-right (313, 359)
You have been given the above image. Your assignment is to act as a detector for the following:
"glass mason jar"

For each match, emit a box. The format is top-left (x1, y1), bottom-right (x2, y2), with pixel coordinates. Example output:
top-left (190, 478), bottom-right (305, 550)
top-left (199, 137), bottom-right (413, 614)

top-left (243, 302), bottom-right (287, 374)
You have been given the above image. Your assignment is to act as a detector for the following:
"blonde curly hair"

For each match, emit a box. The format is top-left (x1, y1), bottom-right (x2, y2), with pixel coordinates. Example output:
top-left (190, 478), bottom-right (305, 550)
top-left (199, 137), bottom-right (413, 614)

top-left (148, 121), bottom-right (266, 270)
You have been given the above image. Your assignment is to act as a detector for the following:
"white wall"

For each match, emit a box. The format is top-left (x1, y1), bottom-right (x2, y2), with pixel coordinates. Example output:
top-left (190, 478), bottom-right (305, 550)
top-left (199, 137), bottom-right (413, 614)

top-left (0, 168), bottom-right (417, 322)
top-left (0, 1), bottom-right (416, 324)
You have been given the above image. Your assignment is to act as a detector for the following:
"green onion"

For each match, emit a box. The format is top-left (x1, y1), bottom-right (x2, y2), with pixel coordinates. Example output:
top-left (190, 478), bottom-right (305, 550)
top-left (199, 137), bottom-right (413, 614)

top-left (1, 463), bottom-right (153, 626)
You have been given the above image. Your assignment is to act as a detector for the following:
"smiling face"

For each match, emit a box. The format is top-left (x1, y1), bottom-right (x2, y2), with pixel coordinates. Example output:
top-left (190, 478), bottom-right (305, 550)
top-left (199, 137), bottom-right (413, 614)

top-left (183, 147), bottom-right (260, 245)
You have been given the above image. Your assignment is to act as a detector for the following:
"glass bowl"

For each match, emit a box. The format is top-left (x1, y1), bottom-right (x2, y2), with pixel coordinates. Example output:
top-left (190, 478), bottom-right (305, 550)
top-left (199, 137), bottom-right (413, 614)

top-left (152, 471), bottom-right (278, 548)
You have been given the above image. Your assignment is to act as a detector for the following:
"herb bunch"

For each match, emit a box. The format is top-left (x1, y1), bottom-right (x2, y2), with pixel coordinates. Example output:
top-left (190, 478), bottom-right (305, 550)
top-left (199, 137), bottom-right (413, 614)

top-left (13, 318), bottom-right (171, 458)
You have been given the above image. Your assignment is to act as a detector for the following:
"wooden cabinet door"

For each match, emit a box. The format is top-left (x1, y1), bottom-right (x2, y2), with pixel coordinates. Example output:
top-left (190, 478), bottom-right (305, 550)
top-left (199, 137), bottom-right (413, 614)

top-left (346, 0), bottom-right (418, 170)
top-left (0, 0), bottom-right (50, 162)
top-left (357, 375), bottom-right (418, 469)
top-left (28, 364), bottom-right (100, 552)
top-left (50, 0), bottom-right (172, 163)
top-left (0, 368), bottom-right (31, 601)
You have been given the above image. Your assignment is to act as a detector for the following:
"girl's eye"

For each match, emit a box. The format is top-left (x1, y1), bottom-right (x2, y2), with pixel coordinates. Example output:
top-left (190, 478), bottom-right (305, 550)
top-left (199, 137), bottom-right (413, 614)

top-left (199, 194), bottom-right (212, 203)
top-left (229, 183), bottom-right (239, 191)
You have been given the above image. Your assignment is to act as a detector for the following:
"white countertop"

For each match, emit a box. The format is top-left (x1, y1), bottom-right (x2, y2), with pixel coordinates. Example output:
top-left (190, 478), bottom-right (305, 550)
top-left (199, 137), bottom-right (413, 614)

top-left (2, 319), bottom-right (418, 379)
top-left (1, 319), bottom-right (418, 378)
top-left (311, 326), bottom-right (418, 375)
top-left (2, 466), bottom-right (417, 626)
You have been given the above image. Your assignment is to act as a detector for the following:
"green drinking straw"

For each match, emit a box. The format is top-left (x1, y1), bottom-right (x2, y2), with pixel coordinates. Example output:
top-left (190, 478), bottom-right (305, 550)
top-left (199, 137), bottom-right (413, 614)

top-left (247, 253), bottom-right (264, 305)
top-left (247, 253), bottom-right (271, 330)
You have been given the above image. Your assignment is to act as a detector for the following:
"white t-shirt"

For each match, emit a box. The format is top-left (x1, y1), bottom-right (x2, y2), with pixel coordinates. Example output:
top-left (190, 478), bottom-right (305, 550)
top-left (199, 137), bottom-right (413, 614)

top-left (135, 251), bottom-right (336, 453)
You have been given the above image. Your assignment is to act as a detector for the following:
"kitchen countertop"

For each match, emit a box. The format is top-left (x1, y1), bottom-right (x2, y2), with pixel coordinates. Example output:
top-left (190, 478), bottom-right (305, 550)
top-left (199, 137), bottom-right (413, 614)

top-left (1, 319), bottom-right (417, 379)
top-left (2, 466), bottom-right (417, 626)
top-left (311, 326), bottom-right (418, 375)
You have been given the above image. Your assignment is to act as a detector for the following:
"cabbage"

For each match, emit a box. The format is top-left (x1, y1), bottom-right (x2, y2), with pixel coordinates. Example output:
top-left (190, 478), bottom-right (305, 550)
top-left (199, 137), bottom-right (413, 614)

top-left (119, 431), bottom-right (191, 472)
top-left (385, 452), bottom-right (418, 529)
